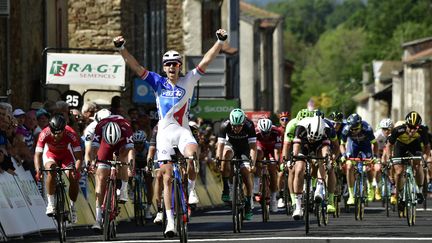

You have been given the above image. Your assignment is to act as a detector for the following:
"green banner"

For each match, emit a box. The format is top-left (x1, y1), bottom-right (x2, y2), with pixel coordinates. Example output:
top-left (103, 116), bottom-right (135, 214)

top-left (190, 99), bottom-right (239, 120)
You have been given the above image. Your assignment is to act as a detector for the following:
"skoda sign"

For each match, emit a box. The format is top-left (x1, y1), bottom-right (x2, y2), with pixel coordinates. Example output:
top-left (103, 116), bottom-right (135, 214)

top-left (191, 99), bottom-right (239, 120)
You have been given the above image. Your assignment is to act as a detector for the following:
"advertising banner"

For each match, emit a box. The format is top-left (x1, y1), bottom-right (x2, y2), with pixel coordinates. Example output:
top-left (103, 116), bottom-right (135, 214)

top-left (190, 99), bottom-right (239, 120)
top-left (0, 173), bottom-right (38, 237)
top-left (12, 159), bottom-right (56, 231)
top-left (245, 111), bottom-right (271, 125)
top-left (46, 53), bottom-right (125, 86)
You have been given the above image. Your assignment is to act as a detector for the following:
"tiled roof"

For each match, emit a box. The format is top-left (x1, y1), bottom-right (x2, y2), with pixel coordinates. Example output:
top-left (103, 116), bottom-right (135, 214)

top-left (240, 1), bottom-right (281, 20)
top-left (403, 47), bottom-right (432, 64)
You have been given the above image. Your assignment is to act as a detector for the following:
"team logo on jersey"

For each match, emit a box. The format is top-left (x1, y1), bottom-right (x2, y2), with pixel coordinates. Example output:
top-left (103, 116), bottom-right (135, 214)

top-left (161, 87), bottom-right (185, 99)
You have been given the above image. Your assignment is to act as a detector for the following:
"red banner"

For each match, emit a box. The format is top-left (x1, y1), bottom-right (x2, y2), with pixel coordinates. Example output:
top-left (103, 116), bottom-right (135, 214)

top-left (245, 111), bottom-right (271, 125)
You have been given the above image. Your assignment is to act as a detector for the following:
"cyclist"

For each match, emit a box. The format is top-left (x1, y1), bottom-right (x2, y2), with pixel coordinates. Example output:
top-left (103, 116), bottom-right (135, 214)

top-left (328, 111), bottom-right (345, 140)
top-left (255, 118), bottom-right (282, 213)
top-left (291, 116), bottom-right (335, 219)
top-left (275, 112), bottom-right (289, 208)
top-left (83, 109), bottom-right (111, 169)
top-left (373, 118), bottom-right (393, 201)
top-left (281, 109), bottom-right (317, 211)
top-left (133, 130), bottom-right (153, 220)
top-left (383, 111), bottom-right (431, 210)
top-left (341, 113), bottom-right (378, 205)
top-left (216, 108), bottom-right (257, 220)
top-left (90, 115), bottom-right (135, 231)
top-left (114, 28), bottom-right (227, 236)
top-left (34, 114), bottom-right (83, 224)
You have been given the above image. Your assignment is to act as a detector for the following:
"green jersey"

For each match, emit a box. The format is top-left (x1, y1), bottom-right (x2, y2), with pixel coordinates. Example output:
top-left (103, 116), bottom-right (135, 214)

top-left (284, 118), bottom-right (300, 143)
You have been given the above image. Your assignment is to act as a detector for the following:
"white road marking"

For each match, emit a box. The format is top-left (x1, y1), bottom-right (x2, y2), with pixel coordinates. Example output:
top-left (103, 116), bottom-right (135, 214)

top-left (87, 236), bottom-right (432, 243)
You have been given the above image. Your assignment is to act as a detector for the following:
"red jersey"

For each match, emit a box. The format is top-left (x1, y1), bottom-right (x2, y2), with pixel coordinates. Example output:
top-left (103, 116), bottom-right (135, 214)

top-left (256, 126), bottom-right (282, 152)
top-left (93, 116), bottom-right (134, 161)
top-left (276, 125), bottom-right (286, 143)
top-left (36, 125), bottom-right (81, 167)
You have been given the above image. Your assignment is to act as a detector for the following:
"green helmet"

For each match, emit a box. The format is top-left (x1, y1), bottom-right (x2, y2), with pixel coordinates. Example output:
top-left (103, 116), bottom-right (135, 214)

top-left (230, 108), bottom-right (246, 125)
top-left (296, 108), bottom-right (314, 120)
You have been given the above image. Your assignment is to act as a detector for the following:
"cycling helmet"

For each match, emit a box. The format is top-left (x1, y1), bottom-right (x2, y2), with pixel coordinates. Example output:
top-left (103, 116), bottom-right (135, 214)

top-left (103, 122), bottom-right (122, 145)
top-left (405, 111), bottom-right (422, 127)
top-left (162, 50), bottom-right (182, 64)
top-left (49, 114), bottom-right (66, 134)
top-left (329, 111), bottom-right (343, 122)
top-left (229, 108), bottom-right (246, 126)
top-left (379, 118), bottom-right (393, 129)
top-left (279, 111), bottom-right (290, 118)
top-left (257, 118), bottom-right (272, 133)
top-left (133, 130), bottom-right (146, 143)
top-left (314, 109), bottom-right (325, 118)
top-left (296, 109), bottom-right (314, 120)
top-left (307, 116), bottom-right (326, 141)
top-left (94, 108), bottom-right (112, 122)
top-left (347, 113), bottom-right (362, 127)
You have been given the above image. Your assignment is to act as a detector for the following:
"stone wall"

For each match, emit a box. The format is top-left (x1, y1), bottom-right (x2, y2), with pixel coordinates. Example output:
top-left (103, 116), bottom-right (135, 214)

top-left (166, 0), bottom-right (184, 53)
top-left (0, 0), bottom-right (44, 109)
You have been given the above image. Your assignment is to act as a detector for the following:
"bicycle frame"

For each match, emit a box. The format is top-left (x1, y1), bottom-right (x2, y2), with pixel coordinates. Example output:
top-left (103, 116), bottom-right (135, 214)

top-left (257, 159), bottom-right (276, 222)
top-left (292, 154), bottom-right (327, 234)
top-left (42, 166), bottom-right (74, 243)
top-left (134, 168), bottom-right (148, 225)
top-left (390, 155), bottom-right (422, 226)
top-left (347, 157), bottom-right (373, 221)
top-left (98, 158), bottom-right (130, 241)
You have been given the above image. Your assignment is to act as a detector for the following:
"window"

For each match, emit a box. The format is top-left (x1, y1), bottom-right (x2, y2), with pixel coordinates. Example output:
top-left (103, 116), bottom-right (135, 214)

top-left (201, 0), bottom-right (221, 53)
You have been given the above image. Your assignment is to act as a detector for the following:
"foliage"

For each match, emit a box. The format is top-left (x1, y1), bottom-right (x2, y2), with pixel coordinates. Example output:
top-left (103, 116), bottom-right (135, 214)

top-left (264, 0), bottom-right (432, 115)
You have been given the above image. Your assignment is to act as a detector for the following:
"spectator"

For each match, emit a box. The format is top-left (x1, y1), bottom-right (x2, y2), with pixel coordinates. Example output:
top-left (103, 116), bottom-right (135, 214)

top-left (30, 101), bottom-right (44, 111)
top-left (110, 95), bottom-right (125, 116)
top-left (81, 101), bottom-right (98, 125)
top-left (34, 108), bottom-right (50, 137)
top-left (0, 149), bottom-right (16, 176)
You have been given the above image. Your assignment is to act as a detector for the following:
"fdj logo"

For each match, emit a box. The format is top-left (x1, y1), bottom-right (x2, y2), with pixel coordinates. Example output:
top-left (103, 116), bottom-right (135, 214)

top-left (161, 88), bottom-right (185, 99)
top-left (50, 61), bottom-right (68, 76)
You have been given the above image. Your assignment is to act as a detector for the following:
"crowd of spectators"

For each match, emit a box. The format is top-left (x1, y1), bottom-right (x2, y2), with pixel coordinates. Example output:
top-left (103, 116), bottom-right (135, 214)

top-left (0, 98), bottom-right (220, 185)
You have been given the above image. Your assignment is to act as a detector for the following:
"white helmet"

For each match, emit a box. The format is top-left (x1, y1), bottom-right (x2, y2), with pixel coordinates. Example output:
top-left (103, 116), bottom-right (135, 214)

top-left (94, 108), bottom-right (112, 122)
top-left (257, 118), bottom-right (272, 133)
top-left (103, 122), bottom-right (121, 145)
top-left (162, 50), bottom-right (182, 64)
top-left (307, 116), bottom-right (326, 141)
top-left (379, 118), bottom-right (393, 129)
top-left (133, 130), bottom-right (146, 143)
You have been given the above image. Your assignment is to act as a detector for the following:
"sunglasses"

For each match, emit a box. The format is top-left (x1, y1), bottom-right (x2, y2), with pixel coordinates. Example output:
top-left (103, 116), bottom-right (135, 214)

top-left (232, 124), bottom-right (243, 129)
top-left (280, 117), bottom-right (289, 122)
top-left (350, 126), bottom-right (361, 132)
top-left (164, 62), bottom-right (181, 67)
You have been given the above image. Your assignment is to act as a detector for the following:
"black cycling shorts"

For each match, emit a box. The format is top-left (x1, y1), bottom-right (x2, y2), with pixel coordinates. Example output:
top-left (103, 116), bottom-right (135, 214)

top-left (393, 139), bottom-right (422, 158)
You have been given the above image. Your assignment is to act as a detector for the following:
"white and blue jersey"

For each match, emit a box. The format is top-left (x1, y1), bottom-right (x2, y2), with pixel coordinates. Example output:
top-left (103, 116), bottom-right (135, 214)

top-left (341, 121), bottom-right (376, 158)
top-left (140, 67), bottom-right (204, 129)
top-left (140, 67), bottom-right (204, 160)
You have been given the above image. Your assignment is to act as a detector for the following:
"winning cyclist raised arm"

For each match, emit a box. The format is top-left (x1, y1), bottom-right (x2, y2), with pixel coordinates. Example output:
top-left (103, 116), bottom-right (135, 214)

top-left (113, 29), bottom-right (228, 237)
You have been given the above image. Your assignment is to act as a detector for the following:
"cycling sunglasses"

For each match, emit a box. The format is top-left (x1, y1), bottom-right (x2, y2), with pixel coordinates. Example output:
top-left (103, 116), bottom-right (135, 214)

top-left (280, 117), bottom-right (289, 122)
top-left (164, 61), bottom-right (181, 67)
top-left (407, 124), bottom-right (419, 130)
top-left (350, 125), bottom-right (361, 132)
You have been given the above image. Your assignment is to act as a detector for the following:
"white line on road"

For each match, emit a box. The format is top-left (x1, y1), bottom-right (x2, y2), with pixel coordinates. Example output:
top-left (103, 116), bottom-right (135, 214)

top-left (87, 236), bottom-right (432, 243)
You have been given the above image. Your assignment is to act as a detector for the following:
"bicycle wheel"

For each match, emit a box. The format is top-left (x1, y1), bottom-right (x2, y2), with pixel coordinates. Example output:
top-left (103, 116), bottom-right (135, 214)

top-left (305, 176), bottom-right (311, 234)
top-left (56, 180), bottom-right (67, 243)
top-left (175, 180), bottom-right (188, 243)
top-left (232, 173), bottom-right (239, 233)
top-left (134, 177), bottom-right (144, 225)
top-left (315, 201), bottom-right (321, 227)
top-left (283, 172), bottom-right (291, 215)
top-left (359, 176), bottom-right (366, 220)
top-left (237, 174), bottom-right (244, 231)
top-left (383, 176), bottom-right (390, 217)
top-left (354, 178), bottom-right (360, 221)
top-left (334, 195), bottom-right (340, 218)
top-left (261, 174), bottom-right (269, 222)
top-left (103, 180), bottom-right (114, 241)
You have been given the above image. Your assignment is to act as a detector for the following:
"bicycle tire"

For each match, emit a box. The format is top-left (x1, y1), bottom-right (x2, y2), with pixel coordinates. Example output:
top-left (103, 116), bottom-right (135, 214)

top-left (322, 192), bottom-right (328, 226)
top-left (360, 176), bottom-right (366, 220)
top-left (305, 175), bottom-right (310, 234)
top-left (177, 181), bottom-right (188, 243)
top-left (162, 201), bottom-right (167, 238)
top-left (261, 174), bottom-right (269, 222)
top-left (315, 201), bottom-right (321, 227)
top-left (56, 176), bottom-right (67, 243)
top-left (238, 173), bottom-right (244, 230)
top-left (283, 172), bottom-right (291, 215)
top-left (103, 180), bottom-right (114, 241)
top-left (334, 195), bottom-right (340, 218)
top-left (232, 172), bottom-right (239, 233)
top-left (354, 179), bottom-right (360, 221)
top-left (422, 169), bottom-right (428, 210)
top-left (383, 175), bottom-right (390, 217)
top-left (134, 177), bottom-right (143, 225)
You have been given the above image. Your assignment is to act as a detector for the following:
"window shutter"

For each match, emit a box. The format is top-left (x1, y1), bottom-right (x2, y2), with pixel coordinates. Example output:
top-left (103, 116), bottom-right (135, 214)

top-left (0, 0), bottom-right (9, 16)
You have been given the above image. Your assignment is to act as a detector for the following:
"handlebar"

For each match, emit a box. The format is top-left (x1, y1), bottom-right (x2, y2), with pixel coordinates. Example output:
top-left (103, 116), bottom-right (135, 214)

top-left (96, 159), bottom-right (130, 167)
top-left (292, 155), bottom-right (327, 161)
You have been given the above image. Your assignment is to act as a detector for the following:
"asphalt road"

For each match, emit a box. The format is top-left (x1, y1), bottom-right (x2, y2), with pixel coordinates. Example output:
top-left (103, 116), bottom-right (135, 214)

top-left (11, 199), bottom-right (432, 243)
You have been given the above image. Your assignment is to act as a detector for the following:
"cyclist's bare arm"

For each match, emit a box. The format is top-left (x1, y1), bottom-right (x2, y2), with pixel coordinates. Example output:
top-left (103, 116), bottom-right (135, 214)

top-left (292, 142), bottom-right (300, 157)
top-left (127, 148), bottom-right (136, 170)
top-left (372, 140), bottom-right (379, 156)
top-left (274, 148), bottom-right (281, 162)
top-left (73, 150), bottom-right (83, 171)
top-left (117, 45), bottom-right (146, 77)
top-left (216, 141), bottom-right (225, 160)
top-left (282, 141), bottom-right (292, 160)
top-left (331, 139), bottom-right (340, 157)
top-left (197, 29), bottom-right (227, 72)
top-left (147, 145), bottom-right (156, 162)
top-left (423, 144), bottom-right (431, 162)
top-left (34, 151), bottom-right (43, 171)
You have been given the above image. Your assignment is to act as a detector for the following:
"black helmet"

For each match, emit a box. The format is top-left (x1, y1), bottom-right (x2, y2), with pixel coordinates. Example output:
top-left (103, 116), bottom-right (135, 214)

top-left (347, 113), bottom-right (362, 127)
top-left (314, 109), bottom-right (325, 118)
top-left (405, 111), bottom-right (422, 127)
top-left (49, 114), bottom-right (66, 134)
top-left (329, 111), bottom-right (344, 122)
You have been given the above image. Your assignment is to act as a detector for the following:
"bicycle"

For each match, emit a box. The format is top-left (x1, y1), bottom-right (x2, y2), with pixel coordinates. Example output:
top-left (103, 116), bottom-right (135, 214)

top-left (380, 161), bottom-right (392, 217)
top-left (256, 159), bottom-right (276, 222)
top-left (347, 153), bottom-right (373, 221)
top-left (333, 160), bottom-right (344, 218)
top-left (97, 158), bottom-right (130, 241)
top-left (281, 161), bottom-right (293, 216)
top-left (157, 146), bottom-right (192, 243)
top-left (219, 155), bottom-right (250, 233)
top-left (41, 165), bottom-right (75, 243)
top-left (291, 153), bottom-right (327, 234)
top-left (390, 154), bottom-right (423, 226)
top-left (134, 167), bottom-right (150, 225)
